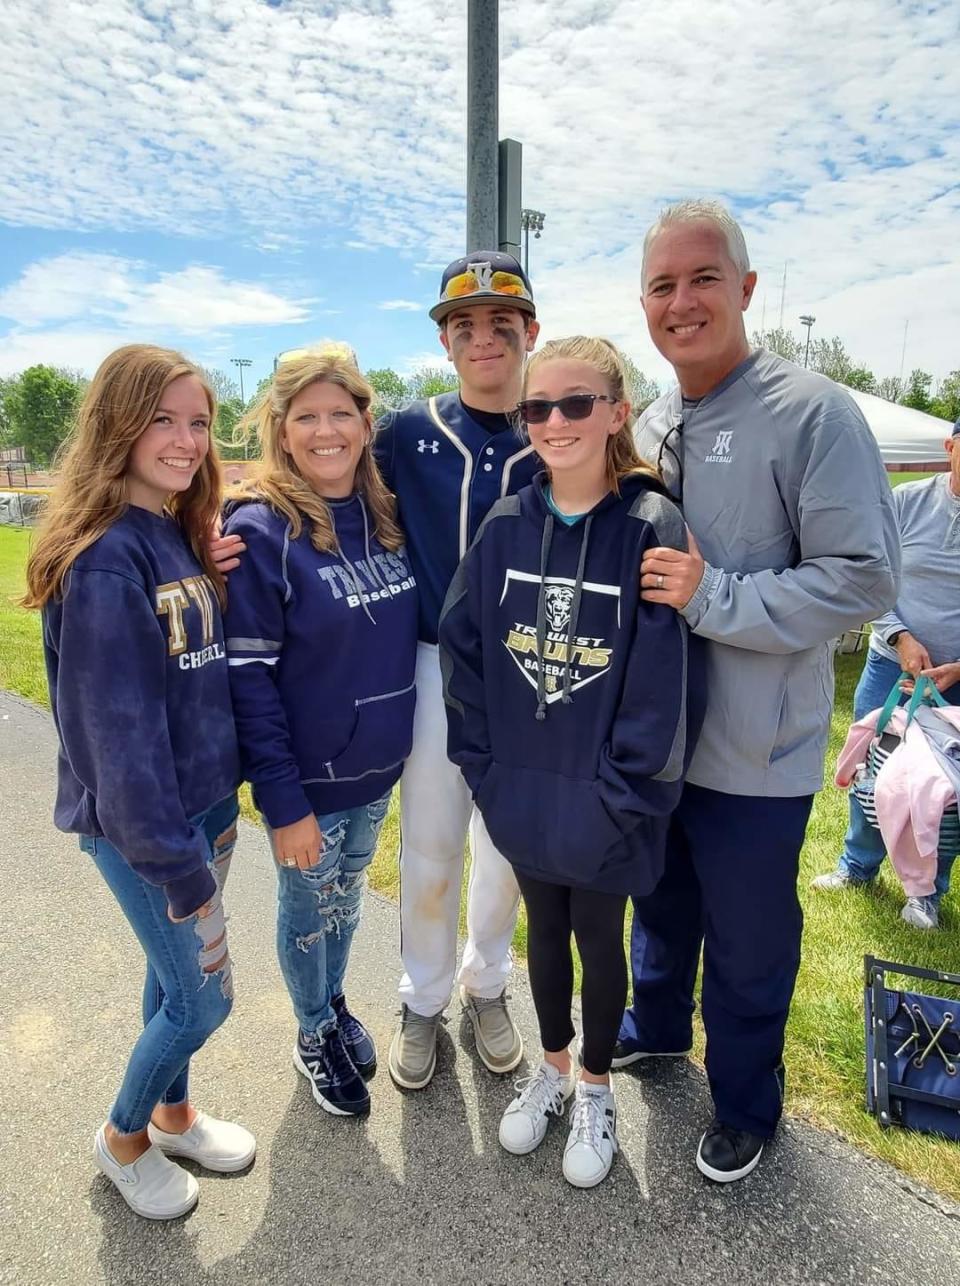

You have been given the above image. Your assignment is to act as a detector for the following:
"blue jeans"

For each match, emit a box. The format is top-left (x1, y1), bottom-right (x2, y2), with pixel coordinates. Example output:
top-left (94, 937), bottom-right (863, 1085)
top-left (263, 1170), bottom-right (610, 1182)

top-left (274, 792), bottom-right (390, 1038)
top-left (81, 793), bottom-right (240, 1134)
top-left (838, 649), bottom-right (959, 899)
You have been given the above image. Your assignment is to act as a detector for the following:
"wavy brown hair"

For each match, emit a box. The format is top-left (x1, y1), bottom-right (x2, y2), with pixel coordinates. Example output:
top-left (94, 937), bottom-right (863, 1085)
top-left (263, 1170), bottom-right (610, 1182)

top-left (523, 336), bottom-right (660, 495)
top-left (23, 344), bottom-right (223, 610)
top-left (230, 344), bottom-right (403, 552)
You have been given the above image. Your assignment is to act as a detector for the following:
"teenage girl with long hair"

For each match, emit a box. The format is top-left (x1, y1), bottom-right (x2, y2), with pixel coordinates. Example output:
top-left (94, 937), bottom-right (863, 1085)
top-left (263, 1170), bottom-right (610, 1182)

top-left (24, 344), bottom-right (253, 1219)
top-left (222, 344), bottom-right (417, 1117)
top-left (440, 336), bottom-right (704, 1188)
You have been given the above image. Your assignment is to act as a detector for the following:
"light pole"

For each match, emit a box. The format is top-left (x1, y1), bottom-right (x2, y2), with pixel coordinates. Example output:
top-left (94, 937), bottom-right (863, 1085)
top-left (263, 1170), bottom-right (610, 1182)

top-left (520, 208), bottom-right (545, 275)
top-left (231, 358), bottom-right (252, 459)
top-left (231, 357), bottom-right (252, 405)
top-left (799, 315), bottom-right (815, 369)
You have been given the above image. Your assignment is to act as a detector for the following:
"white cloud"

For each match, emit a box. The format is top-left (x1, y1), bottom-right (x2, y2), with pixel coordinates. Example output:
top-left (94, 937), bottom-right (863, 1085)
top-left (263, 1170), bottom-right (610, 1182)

top-left (379, 300), bottom-right (422, 312)
top-left (396, 349), bottom-right (450, 379)
top-left (0, 253), bottom-right (312, 334)
top-left (0, 0), bottom-right (957, 380)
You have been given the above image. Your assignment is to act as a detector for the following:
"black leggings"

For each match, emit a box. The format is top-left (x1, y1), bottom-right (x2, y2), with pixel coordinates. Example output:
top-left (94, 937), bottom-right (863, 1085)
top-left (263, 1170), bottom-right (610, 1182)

top-left (516, 873), bottom-right (627, 1076)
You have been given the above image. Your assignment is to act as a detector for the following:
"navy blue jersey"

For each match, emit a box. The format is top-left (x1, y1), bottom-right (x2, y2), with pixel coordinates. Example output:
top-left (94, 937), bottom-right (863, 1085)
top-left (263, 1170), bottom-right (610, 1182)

top-left (222, 496), bottom-right (418, 825)
top-left (374, 392), bottom-right (539, 643)
top-left (43, 506), bottom-right (240, 919)
top-left (439, 473), bottom-right (705, 896)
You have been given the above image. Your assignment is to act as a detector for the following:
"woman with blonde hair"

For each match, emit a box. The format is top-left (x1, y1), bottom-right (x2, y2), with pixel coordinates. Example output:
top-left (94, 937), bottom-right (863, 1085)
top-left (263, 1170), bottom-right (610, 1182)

top-left (439, 336), bottom-right (704, 1188)
top-left (25, 344), bottom-right (253, 1220)
top-left (222, 343), bottom-right (417, 1117)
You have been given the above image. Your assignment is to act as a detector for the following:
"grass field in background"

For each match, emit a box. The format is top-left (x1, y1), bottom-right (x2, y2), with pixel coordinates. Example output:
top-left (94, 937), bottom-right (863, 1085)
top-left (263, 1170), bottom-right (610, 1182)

top-left (2, 519), bottom-right (957, 1201)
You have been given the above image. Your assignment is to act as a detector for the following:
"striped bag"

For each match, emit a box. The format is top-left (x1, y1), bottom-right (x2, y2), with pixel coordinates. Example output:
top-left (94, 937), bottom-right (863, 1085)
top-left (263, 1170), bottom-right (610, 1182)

top-left (851, 674), bottom-right (960, 862)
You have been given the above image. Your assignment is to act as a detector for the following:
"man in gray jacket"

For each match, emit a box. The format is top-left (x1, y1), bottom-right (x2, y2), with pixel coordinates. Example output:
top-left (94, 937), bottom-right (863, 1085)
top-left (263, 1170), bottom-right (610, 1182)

top-left (619, 199), bottom-right (900, 1183)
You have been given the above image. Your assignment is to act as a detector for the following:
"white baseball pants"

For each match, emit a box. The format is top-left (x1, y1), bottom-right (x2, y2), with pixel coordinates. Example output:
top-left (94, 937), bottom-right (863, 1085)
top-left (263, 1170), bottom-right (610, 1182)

top-left (397, 642), bottom-right (520, 1016)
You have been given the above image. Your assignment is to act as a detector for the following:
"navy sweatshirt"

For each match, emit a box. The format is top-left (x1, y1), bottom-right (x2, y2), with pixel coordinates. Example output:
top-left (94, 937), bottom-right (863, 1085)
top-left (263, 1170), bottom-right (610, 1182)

top-left (374, 393), bottom-right (540, 643)
top-left (439, 473), bottom-right (705, 896)
top-left (222, 495), bottom-right (418, 826)
top-left (42, 506), bottom-right (240, 919)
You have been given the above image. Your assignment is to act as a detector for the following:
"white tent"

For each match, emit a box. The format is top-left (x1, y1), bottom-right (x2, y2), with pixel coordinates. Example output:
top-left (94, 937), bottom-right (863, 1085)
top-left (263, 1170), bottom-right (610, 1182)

top-left (846, 389), bottom-right (952, 469)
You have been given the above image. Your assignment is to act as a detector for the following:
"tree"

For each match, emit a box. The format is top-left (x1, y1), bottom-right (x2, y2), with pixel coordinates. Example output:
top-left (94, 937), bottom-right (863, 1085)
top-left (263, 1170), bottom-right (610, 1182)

top-left (405, 366), bottom-right (459, 400)
top-left (6, 365), bottom-right (83, 466)
top-left (200, 366), bottom-right (241, 406)
top-left (619, 355), bottom-right (660, 412)
top-left (839, 366), bottom-right (876, 394)
top-left (931, 370), bottom-right (960, 425)
top-left (875, 376), bottom-right (904, 404)
top-left (901, 368), bottom-right (933, 414)
top-left (366, 367), bottom-right (408, 414)
top-left (752, 327), bottom-right (802, 363)
top-left (0, 375), bottom-right (19, 449)
top-left (808, 336), bottom-right (854, 384)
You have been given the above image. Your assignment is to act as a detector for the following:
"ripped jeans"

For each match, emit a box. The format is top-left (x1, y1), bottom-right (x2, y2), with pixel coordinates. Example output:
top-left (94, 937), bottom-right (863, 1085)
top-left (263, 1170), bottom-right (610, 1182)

top-left (81, 793), bottom-right (239, 1135)
top-left (274, 792), bottom-right (390, 1038)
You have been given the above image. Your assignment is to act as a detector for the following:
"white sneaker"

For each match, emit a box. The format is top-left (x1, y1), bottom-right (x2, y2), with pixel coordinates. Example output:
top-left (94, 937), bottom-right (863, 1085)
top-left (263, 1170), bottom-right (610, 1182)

top-left (148, 1110), bottom-right (256, 1172)
top-left (562, 1082), bottom-right (618, 1189)
top-left (94, 1125), bottom-right (198, 1220)
top-left (901, 896), bottom-right (939, 930)
top-left (498, 1061), bottom-right (575, 1155)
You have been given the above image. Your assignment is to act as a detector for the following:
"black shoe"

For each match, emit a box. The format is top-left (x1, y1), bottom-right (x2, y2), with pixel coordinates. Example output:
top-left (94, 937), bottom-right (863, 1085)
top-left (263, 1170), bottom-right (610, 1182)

top-left (293, 1028), bottom-right (370, 1116)
top-left (332, 993), bottom-right (377, 1079)
top-left (696, 1119), bottom-right (765, 1183)
top-left (578, 1035), bottom-right (691, 1069)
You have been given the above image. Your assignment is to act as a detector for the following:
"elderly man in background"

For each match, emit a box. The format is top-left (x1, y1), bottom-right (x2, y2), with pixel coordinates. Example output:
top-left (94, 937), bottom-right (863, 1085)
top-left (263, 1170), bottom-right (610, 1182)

top-left (619, 199), bottom-right (900, 1183)
top-left (812, 422), bottom-right (960, 929)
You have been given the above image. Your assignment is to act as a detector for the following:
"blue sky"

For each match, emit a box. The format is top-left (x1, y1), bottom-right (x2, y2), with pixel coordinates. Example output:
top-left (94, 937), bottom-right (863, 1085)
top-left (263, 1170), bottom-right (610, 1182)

top-left (1, 0), bottom-right (958, 397)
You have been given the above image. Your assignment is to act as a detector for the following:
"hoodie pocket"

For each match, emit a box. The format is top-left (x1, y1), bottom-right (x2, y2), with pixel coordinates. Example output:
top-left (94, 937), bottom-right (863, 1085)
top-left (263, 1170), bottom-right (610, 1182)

top-left (477, 762), bottom-right (624, 884)
top-left (324, 683), bottom-right (416, 782)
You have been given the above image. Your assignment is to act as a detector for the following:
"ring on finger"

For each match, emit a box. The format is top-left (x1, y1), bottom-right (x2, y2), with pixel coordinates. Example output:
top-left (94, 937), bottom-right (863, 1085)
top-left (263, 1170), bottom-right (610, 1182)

top-left (657, 573), bottom-right (665, 590)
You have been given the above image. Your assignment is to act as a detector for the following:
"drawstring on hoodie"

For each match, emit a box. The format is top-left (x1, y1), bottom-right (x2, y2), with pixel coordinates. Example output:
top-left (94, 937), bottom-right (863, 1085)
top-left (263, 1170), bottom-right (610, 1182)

top-left (333, 496), bottom-right (383, 626)
top-left (534, 513), bottom-right (593, 721)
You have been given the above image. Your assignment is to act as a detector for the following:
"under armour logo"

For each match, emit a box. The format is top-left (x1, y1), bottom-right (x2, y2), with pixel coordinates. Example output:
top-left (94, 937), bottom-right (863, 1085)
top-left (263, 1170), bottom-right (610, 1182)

top-left (417, 439), bottom-right (440, 454)
top-left (705, 430), bottom-right (734, 463)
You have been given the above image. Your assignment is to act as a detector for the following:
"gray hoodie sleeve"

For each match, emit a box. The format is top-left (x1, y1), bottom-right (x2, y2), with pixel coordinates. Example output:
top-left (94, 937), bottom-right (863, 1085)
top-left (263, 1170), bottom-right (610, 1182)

top-left (680, 402), bottom-right (901, 655)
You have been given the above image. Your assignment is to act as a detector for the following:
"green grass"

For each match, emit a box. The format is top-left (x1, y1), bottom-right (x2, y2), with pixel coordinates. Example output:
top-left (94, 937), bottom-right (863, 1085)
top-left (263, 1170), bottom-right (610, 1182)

top-left (3, 525), bottom-right (958, 1200)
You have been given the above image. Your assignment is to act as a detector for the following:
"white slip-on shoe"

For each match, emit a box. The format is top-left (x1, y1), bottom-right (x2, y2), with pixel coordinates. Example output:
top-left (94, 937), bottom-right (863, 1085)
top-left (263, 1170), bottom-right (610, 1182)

top-left (94, 1125), bottom-right (198, 1220)
top-left (147, 1110), bottom-right (256, 1173)
top-left (562, 1083), bottom-right (618, 1189)
top-left (498, 1061), bottom-right (575, 1156)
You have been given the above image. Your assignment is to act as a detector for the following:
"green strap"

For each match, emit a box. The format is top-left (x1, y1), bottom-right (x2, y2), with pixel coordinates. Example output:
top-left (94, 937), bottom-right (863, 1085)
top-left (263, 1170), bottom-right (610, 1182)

top-left (876, 675), bottom-right (910, 732)
top-left (877, 672), bottom-right (948, 733)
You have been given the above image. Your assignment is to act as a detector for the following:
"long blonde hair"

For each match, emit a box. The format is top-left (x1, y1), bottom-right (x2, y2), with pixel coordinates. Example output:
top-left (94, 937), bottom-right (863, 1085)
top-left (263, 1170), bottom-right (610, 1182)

top-left (523, 336), bottom-right (660, 494)
top-left (231, 345), bottom-right (403, 552)
top-left (23, 344), bottom-right (223, 610)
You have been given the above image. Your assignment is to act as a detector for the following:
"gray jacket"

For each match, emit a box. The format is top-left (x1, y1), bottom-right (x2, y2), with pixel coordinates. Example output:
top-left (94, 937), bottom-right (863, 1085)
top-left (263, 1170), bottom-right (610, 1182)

top-left (635, 349), bottom-right (900, 796)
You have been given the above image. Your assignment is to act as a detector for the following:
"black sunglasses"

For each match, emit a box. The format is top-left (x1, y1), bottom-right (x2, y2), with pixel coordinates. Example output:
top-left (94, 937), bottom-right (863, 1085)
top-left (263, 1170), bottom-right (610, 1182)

top-left (518, 394), bottom-right (619, 425)
top-left (655, 418), bottom-right (684, 501)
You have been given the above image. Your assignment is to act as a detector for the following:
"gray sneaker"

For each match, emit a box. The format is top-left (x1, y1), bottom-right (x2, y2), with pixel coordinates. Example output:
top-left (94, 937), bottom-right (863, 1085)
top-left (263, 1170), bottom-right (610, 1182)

top-left (810, 870), bottom-right (868, 891)
top-left (901, 896), bottom-right (939, 930)
top-left (460, 986), bottom-right (523, 1074)
top-left (388, 1005), bottom-right (441, 1090)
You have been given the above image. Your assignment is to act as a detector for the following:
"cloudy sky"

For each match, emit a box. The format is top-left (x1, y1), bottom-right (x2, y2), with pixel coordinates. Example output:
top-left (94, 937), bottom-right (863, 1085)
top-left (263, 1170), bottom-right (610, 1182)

top-left (1, 0), bottom-right (957, 397)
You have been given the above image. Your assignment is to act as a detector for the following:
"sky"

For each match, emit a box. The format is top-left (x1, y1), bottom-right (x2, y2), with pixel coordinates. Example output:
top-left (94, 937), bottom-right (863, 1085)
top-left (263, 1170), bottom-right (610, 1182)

top-left (1, 0), bottom-right (958, 399)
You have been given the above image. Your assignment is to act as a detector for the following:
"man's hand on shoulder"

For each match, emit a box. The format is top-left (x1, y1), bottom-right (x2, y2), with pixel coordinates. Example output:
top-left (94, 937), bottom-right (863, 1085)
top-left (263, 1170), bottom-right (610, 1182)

top-left (641, 527), bottom-right (705, 609)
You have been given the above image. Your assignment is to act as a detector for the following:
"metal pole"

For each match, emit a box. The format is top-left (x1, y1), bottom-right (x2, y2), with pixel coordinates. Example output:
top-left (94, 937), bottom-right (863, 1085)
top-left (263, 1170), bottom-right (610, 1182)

top-left (800, 315), bottom-right (815, 368)
top-left (466, 0), bottom-right (499, 251)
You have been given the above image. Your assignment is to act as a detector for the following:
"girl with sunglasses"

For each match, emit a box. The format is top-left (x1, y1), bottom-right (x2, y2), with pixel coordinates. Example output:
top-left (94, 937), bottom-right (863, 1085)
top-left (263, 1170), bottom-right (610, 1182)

top-left (24, 344), bottom-right (252, 1220)
top-left (221, 345), bottom-right (417, 1118)
top-left (439, 336), bottom-right (704, 1188)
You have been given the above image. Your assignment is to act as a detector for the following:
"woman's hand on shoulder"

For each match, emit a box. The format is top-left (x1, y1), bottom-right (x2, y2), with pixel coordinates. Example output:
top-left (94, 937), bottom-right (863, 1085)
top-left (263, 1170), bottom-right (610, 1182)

top-left (272, 813), bottom-right (323, 871)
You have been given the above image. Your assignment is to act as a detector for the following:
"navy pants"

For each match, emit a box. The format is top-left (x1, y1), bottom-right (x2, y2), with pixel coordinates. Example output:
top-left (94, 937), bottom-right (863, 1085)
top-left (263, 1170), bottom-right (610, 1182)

top-left (622, 783), bottom-right (814, 1138)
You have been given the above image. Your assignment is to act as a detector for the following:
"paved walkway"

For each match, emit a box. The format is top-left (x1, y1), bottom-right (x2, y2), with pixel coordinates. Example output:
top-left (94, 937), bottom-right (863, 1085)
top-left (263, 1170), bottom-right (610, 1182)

top-left (2, 689), bottom-right (959, 1285)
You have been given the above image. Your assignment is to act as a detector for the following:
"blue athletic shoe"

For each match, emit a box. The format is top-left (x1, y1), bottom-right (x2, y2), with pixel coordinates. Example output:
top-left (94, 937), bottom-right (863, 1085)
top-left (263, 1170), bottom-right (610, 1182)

top-left (293, 1027), bottom-right (370, 1116)
top-left (331, 993), bottom-right (377, 1079)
